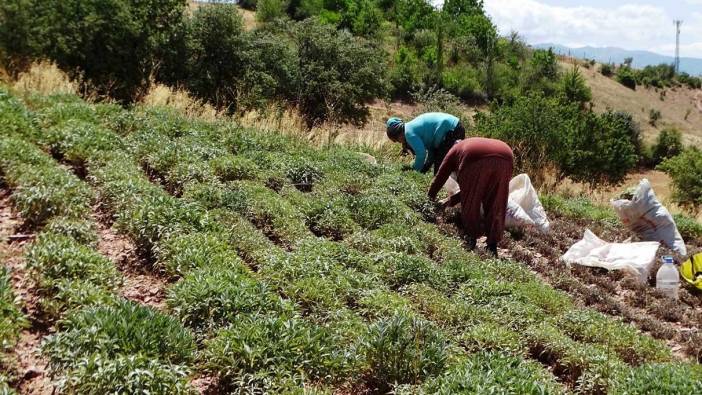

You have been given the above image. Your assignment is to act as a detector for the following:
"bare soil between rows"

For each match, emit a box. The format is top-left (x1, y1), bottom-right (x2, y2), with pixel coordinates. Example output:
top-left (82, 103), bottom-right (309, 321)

top-left (0, 189), bottom-right (53, 394)
top-left (440, 206), bottom-right (702, 362)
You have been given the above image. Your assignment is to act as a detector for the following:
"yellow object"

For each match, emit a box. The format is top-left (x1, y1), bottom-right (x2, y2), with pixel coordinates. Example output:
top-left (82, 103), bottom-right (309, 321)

top-left (680, 253), bottom-right (702, 290)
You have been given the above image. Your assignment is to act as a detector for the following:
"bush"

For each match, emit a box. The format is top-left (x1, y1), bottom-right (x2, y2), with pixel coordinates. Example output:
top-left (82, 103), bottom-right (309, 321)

top-left (186, 4), bottom-right (245, 110)
top-left (442, 65), bottom-right (482, 100)
top-left (651, 128), bottom-right (683, 165)
top-left (1, 0), bottom-right (187, 102)
top-left (257, 0), bottom-right (289, 22)
top-left (26, 233), bottom-right (121, 303)
top-left (43, 301), bottom-right (195, 393)
top-left (616, 68), bottom-right (637, 90)
top-left (649, 108), bottom-right (662, 127)
top-left (202, 315), bottom-right (351, 390)
top-left (0, 267), bottom-right (27, 355)
top-left (363, 313), bottom-right (449, 390)
top-left (659, 148), bottom-right (702, 212)
top-left (391, 46), bottom-right (425, 97)
top-left (559, 66), bottom-right (591, 106)
top-left (156, 232), bottom-right (245, 277)
top-left (417, 352), bottom-right (562, 394)
top-left (612, 363), bottom-right (702, 394)
top-left (209, 155), bottom-right (260, 182)
top-left (339, 0), bottom-right (383, 38)
top-left (294, 18), bottom-right (388, 127)
top-left (167, 266), bottom-right (286, 333)
top-left (600, 63), bottom-right (614, 77)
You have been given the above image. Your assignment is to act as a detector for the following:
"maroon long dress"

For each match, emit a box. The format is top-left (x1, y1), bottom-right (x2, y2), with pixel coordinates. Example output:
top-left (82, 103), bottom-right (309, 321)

top-left (428, 137), bottom-right (514, 246)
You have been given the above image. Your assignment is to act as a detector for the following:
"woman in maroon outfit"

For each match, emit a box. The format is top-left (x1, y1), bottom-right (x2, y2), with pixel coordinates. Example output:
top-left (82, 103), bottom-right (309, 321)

top-left (428, 137), bottom-right (514, 257)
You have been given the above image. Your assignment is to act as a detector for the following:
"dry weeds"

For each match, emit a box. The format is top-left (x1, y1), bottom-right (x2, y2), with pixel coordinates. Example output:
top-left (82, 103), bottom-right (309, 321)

top-left (13, 61), bottom-right (78, 96)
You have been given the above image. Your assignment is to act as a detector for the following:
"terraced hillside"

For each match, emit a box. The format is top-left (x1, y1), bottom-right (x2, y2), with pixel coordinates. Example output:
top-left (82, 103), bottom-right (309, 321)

top-left (1, 87), bottom-right (701, 394)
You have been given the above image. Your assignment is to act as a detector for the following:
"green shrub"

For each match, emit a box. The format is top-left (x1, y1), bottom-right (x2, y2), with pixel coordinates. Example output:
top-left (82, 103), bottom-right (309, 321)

top-left (156, 232), bottom-right (246, 277)
top-left (339, 0), bottom-right (383, 38)
top-left (458, 322), bottom-right (527, 355)
top-left (44, 301), bottom-right (195, 393)
top-left (286, 158), bottom-right (323, 191)
top-left (600, 63), bottom-right (614, 77)
top-left (303, 194), bottom-right (359, 240)
top-left (1, 0), bottom-right (187, 102)
top-left (442, 65), bottom-right (482, 100)
top-left (167, 266), bottom-right (286, 333)
top-left (363, 313), bottom-right (449, 390)
top-left (559, 66), bottom-right (591, 105)
top-left (256, 0), bottom-right (289, 22)
top-left (652, 127), bottom-right (684, 165)
top-left (44, 217), bottom-right (98, 247)
top-left (374, 251), bottom-right (447, 290)
top-left (26, 233), bottom-right (121, 307)
top-left (391, 46), bottom-right (425, 97)
top-left (0, 267), bottom-right (27, 354)
top-left (673, 214), bottom-right (702, 241)
top-left (209, 155), bottom-right (260, 181)
top-left (294, 18), bottom-right (388, 127)
top-left (649, 108), bottom-right (662, 127)
top-left (659, 148), bottom-right (702, 212)
top-left (202, 315), bottom-right (351, 390)
top-left (349, 193), bottom-right (416, 230)
top-left (611, 362), bottom-right (702, 394)
top-left (186, 3), bottom-right (245, 110)
top-left (616, 68), bottom-right (637, 90)
top-left (53, 353), bottom-right (194, 395)
top-left (44, 301), bottom-right (195, 366)
top-left (417, 352), bottom-right (563, 394)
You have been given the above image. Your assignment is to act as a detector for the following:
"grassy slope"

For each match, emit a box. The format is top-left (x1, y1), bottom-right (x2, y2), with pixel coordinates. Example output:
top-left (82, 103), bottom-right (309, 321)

top-left (562, 60), bottom-right (702, 145)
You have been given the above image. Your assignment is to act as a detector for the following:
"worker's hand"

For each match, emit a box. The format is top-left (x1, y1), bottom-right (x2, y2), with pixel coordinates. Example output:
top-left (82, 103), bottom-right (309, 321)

top-left (436, 197), bottom-right (450, 211)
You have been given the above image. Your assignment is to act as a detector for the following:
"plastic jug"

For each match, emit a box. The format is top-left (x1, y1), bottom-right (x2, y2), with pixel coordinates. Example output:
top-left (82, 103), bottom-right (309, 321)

top-left (656, 256), bottom-right (680, 299)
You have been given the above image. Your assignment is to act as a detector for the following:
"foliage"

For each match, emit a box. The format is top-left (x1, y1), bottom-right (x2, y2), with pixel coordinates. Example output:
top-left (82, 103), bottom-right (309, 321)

top-left (339, 0), bottom-right (384, 38)
top-left (659, 147), bottom-right (702, 212)
top-left (559, 66), bottom-right (591, 106)
top-left (156, 232), bottom-right (246, 277)
top-left (202, 315), bottom-right (352, 390)
top-left (0, 0), bottom-right (187, 102)
top-left (648, 108), bottom-right (662, 127)
top-left (167, 266), bottom-right (286, 333)
top-left (612, 363), bottom-right (702, 394)
top-left (186, 4), bottom-right (245, 111)
top-left (363, 313), bottom-right (449, 390)
top-left (257, 0), bottom-right (290, 22)
top-left (600, 63), bottom-right (614, 77)
top-left (651, 128), bottom-right (684, 166)
top-left (293, 18), bottom-right (388, 127)
top-left (43, 301), bottom-right (195, 393)
top-left (616, 67), bottom-right (637, 90)
top-left (0, 267), bottom-right (27, 355)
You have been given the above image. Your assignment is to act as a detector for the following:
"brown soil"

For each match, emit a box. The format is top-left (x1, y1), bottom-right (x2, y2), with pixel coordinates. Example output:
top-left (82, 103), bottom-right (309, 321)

top-left (93, 209), bottom-right (167, 310)
top-left (0, 189), bottom-right (53, 394)
top-left (440, 206), bottom-right (702, 362)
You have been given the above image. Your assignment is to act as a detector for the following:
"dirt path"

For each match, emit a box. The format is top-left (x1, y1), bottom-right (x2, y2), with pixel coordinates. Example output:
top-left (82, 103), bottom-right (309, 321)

top-left (92, 209), bottom-right (167, 310)
top-left (696, 91), bottom-right (702, 113)
top-left (0, 190), bottom-right (53, 394)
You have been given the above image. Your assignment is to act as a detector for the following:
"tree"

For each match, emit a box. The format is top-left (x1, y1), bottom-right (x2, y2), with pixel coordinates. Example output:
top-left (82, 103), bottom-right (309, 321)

top-left (1, 0), bottom-right (187, 102)
top-left (652, 128), bottom-right (684, 165)
top-left (293, 18), bottom-right (388, 127)
top-left (186, 4), bottom-right (245, 111)
top-left (659, 148), bottom-right (702, 212)
top-left (339, 0), bottom-right (384, 38)
top-left (559, 65), bottom-right (591, 106)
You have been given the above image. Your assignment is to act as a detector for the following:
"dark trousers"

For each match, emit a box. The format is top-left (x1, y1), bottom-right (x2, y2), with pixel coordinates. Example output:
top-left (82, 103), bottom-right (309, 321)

top-left (429, 122), bottom-right (466, 174)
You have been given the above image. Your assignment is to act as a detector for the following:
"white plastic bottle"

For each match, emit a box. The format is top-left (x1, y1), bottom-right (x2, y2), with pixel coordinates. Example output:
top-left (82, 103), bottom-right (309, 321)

top-left (656, 256), bottom-right (680, 299)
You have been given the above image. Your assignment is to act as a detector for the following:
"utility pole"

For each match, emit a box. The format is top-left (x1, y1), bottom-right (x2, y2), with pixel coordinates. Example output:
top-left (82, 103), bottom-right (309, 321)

top-left (674, 20), bottom-right (682, 73)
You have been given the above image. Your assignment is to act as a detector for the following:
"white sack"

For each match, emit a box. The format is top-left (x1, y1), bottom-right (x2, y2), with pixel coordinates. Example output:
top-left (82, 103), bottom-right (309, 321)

top-left (443, 173), bottom-right (550, 233)
top-left (507, 174), bottom-right (550, 233)
top-left (561, 229), bottom-right (660, 282)
top-left (611, 179), bottom-right (687, 256)
top-left (443, 172), bottom-right (460, 196)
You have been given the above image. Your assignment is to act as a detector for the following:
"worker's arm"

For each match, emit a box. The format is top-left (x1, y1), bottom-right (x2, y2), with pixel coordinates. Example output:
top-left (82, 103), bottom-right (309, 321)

top-left (428, 149), bottom-right (457, 200)
top-left (405, 133), bottom-right (426, 172)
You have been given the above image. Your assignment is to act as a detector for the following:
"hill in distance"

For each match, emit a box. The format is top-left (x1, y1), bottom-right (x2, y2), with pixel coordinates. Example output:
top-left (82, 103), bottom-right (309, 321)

top-left (536, 43), bottom-right (702, 76)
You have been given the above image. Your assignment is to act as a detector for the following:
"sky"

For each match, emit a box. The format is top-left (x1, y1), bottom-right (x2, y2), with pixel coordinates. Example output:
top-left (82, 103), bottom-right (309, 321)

top-left (482, 0), bottom-right (702, 58)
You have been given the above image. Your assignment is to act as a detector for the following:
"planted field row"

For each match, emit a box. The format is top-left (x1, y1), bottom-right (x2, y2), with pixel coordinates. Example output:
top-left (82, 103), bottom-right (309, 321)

top-left (84, 102), bottom-right (701, 393)
top-left (4, 88), bottom-right (701, 393)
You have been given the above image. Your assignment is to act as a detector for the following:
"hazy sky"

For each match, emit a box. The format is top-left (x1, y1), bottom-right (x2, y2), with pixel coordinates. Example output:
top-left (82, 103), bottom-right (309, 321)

top-left (483, 0), bottom-right (702, 58)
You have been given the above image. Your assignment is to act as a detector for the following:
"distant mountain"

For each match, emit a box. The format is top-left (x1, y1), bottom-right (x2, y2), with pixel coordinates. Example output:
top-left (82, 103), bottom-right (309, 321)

top-left (534, 43), bottom-right (702, 76)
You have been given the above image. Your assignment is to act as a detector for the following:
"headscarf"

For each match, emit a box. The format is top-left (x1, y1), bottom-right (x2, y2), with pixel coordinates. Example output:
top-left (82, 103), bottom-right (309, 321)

top-left (386, 117), bottom-right (404, 140)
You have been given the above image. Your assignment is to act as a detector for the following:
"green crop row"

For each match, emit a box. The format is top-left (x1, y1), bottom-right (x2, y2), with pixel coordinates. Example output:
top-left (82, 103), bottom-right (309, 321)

top-left (14, 92), bottom-right (702, 393)
top-left (0, 267), bottom-right (28, 392)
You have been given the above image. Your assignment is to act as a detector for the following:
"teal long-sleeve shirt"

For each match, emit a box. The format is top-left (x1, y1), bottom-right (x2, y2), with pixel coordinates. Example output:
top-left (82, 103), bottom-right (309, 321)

top-left (404, 112), bottom-right (460, 172)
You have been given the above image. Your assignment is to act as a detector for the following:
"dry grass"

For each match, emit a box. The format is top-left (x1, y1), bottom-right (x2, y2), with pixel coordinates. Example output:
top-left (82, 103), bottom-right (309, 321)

top-left (559, 59), bottom-right (702, 146)
top-left (142, 83), bottom-right (219, 120)
top-left (13, 61), bottom-right (78, 96)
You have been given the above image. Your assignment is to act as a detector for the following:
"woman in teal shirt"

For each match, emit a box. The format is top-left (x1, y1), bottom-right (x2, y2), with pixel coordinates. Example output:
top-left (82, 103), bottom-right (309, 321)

top-left (386, 112), bottom-right (465, 173)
